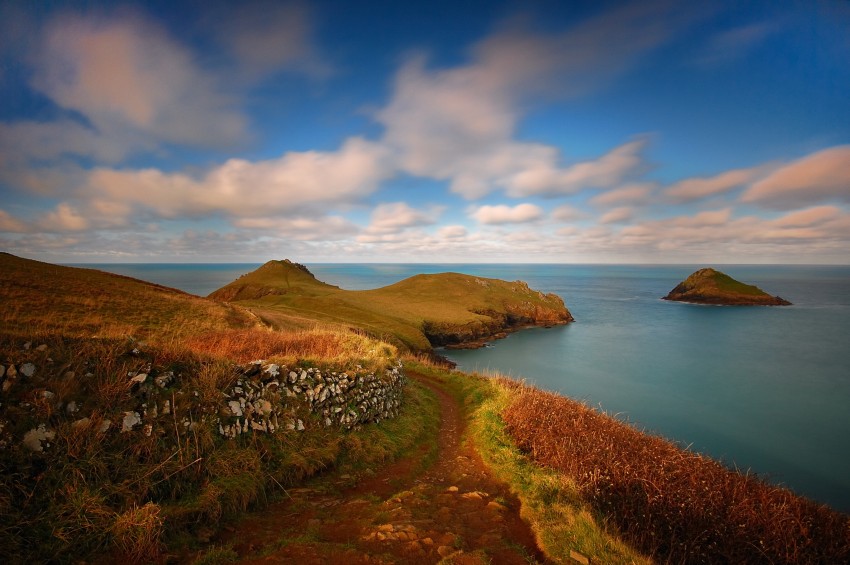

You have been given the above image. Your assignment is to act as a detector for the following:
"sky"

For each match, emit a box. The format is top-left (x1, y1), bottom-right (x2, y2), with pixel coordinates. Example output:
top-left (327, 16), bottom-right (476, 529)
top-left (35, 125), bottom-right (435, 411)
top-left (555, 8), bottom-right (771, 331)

top-left (1, 0), bottom-right (849, 264)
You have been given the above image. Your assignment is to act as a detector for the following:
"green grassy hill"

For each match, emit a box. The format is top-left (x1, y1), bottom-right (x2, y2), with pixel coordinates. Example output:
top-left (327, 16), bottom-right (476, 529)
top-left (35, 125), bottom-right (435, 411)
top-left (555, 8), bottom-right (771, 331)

top-left (209, 260), bottom-right (574, 350)
top-left (662, 267), bottom-right (792, 306)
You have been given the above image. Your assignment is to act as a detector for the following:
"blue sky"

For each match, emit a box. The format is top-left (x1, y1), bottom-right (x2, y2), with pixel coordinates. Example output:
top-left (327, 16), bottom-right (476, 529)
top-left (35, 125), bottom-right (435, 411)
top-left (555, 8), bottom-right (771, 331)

top-left (1, 0), bottom-right (849, 263)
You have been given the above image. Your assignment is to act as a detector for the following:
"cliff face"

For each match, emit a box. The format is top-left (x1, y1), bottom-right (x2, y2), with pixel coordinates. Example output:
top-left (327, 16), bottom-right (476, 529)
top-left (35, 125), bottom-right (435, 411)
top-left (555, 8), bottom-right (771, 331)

top-left (663, 268), bottom-right (791, 306)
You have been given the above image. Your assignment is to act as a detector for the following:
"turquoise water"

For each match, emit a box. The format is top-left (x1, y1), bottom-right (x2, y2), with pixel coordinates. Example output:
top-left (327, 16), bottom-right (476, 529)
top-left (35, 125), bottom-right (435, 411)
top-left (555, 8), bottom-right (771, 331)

top-left (76, 263), bottom-right (850, 512)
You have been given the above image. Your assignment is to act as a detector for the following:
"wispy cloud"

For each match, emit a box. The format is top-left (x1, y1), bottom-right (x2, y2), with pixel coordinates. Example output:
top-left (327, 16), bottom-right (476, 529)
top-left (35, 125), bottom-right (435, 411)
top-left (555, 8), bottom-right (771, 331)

top-left (741, 146), bottom-right (850, 209)
top-left (471, 203), bottom-right (544, 225)
top-left (376, 2), bottom-right (700, 199)
top-left (32, 12), bottom-right (248, 148)
top-left (665, 165), bottom-right (769, 202)
top-left (696, 21), bottom-right (778, 66)
top-left (208, 1), bottom-right (331, 80)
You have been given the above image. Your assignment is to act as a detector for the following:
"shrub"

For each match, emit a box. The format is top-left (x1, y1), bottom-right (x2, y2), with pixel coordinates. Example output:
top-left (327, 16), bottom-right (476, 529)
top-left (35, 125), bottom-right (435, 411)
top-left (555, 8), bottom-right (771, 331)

top-left (500, 381), bottom-right (850, 564)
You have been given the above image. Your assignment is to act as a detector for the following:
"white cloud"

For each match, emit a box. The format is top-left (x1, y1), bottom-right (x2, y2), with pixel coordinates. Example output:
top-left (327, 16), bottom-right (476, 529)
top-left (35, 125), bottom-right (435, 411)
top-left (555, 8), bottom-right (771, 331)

top-left (741, 146), bottom-right (850, 209)
top-left (376, 2), bottom-right (700, 199)
top-left (363, 202), bottom-right (439, 235)
top-left (551, 205), bottom-right (586, 222)
top-left (82, 137), bottom-right (392, 220)
top-left (438, 225), bottom-right (468, 238)
top-left (471, 203), bottom-right (543, 225)
top-left (0, 210), bottom-right (29, 233)
top-left (505, 138), bottom-right (650, 198)
top-left (234, 215), bottom-right (359, 241)
top-left (32, 13), bottom-right (248, 148)
top-left (666, 165), bottom-right (768, 201)
top-left (38, 203), bottom-right (90, 232)
top-left (600, 207), bottom-right (634, 224)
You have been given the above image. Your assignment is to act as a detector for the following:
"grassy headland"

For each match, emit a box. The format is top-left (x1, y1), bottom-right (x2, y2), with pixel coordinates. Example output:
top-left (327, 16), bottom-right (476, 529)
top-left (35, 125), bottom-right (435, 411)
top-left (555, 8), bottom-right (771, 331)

top-left (209, 259), bottom-right (574, 350)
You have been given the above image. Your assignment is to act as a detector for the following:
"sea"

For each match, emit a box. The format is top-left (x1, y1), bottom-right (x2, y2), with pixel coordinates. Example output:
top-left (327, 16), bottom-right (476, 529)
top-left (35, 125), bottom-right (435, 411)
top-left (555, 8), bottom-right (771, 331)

top-left (72, 262), bottom-right (850, 513)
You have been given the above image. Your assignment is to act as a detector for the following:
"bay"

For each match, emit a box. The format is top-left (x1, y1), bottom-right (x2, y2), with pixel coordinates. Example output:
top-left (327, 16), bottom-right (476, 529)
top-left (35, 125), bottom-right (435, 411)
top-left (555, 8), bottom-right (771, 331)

top-left (75, 262), bottom-right (850, 512)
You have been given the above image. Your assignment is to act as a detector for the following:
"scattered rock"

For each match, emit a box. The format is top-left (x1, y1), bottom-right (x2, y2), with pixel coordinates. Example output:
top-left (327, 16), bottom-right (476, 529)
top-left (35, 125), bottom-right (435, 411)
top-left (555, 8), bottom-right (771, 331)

top-left (36, 344), bottom-right (48, 352)
top-left (22, 424), bottom-right (55, 452)
top-left (71, 417), bottom-right (91, 429)
top-left (121, 411), bottom-right (141, 432)
top-left (20, 363), bottom-right (35, 378)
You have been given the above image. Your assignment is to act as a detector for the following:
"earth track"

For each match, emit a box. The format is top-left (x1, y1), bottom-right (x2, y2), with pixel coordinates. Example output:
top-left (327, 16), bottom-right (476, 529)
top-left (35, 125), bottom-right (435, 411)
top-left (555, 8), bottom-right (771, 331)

top-left (218, 371), bottom-right (546, 564)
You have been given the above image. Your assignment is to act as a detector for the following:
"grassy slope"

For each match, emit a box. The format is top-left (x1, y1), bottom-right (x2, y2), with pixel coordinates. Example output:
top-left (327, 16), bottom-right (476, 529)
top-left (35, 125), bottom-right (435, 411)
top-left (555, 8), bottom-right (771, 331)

top-left (0, 252), bottom-right (258, 340)
top-left (0, 254), bottom-right (433, 562)
top-left (210, 260), bottom-right (573, 351)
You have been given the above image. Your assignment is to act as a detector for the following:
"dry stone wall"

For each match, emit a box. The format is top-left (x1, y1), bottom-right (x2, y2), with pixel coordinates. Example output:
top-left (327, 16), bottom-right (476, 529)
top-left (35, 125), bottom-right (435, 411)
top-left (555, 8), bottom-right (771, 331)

top-left (0, 340), bottom-right (406, 454)
top-left (218, 360), bottom-right (406, 438)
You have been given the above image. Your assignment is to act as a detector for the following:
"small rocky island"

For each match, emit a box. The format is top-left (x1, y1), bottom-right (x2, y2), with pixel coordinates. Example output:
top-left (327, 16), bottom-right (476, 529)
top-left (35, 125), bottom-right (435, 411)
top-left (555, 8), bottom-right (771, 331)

top-left (663, 268), bottom-right (791, 306)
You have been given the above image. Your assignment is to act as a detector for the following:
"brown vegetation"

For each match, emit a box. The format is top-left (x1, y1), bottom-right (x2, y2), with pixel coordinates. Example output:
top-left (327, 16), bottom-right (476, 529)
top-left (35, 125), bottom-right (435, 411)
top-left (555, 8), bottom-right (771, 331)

top-left (500, 380), bottom-right (850, 564)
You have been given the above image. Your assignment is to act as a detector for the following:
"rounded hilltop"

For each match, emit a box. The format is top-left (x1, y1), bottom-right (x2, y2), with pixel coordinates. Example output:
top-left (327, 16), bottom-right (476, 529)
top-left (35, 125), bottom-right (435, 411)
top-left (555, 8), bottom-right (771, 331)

top-left (663, 268), bottom-right (791, 306)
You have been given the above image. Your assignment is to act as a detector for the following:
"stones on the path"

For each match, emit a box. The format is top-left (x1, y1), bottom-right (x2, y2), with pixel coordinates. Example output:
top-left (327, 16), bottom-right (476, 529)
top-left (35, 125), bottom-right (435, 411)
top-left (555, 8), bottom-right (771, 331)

top-left (461, 490), bottom-right (487, 501)
top-left (446, 485), bottom-right (459, 492)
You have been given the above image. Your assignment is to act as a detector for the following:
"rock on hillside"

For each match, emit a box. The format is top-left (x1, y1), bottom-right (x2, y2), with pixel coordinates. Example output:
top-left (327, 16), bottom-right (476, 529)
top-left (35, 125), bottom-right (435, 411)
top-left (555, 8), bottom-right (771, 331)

top-left (663, 268), bottom-right (791, 306)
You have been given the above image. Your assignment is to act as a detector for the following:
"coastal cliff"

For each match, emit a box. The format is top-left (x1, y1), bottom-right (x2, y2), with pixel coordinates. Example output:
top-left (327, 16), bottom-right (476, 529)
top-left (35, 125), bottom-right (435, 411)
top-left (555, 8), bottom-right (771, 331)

top-left (663, 268), bottom-right (792, 306)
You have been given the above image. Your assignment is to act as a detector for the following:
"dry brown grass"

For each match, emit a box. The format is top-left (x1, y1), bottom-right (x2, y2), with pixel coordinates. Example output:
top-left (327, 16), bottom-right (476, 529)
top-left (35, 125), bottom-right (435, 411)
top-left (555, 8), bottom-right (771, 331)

top-left (500, 380), bottom-right (850, 564)
top-left (184, 327), bottom-right (397, 370)
top-left (111, 502), bottom-right (164, 563)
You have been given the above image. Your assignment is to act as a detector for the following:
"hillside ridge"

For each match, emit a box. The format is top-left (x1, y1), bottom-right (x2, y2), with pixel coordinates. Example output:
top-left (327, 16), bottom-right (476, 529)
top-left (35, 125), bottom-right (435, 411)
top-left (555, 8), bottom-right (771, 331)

top-left (209, 260), bottom-right (574, 350)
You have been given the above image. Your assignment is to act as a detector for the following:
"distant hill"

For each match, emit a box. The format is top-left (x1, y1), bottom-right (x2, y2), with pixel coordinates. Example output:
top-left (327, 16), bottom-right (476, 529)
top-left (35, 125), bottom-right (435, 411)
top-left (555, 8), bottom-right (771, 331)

top-left (0, 252), bottom-right (258, 339)
top-left (662, 268), bottom-right (791, 306)
top-left (210, 260), bottom-right (574, 350)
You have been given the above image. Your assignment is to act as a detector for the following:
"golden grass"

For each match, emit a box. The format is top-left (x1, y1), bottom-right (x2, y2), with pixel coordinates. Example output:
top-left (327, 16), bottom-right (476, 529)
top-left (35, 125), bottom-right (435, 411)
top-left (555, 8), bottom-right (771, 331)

top-left (500, 380), bottom-right (850, 564)
top-left (184, 327), bottom-right (397, 370)
top-left (0, 253), bottom-right (259, 342)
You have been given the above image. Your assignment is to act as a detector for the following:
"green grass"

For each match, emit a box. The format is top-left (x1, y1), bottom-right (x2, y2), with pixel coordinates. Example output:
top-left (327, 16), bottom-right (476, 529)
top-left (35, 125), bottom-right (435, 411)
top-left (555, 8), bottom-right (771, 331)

top-left (710, 270), bottom-right (765, 296)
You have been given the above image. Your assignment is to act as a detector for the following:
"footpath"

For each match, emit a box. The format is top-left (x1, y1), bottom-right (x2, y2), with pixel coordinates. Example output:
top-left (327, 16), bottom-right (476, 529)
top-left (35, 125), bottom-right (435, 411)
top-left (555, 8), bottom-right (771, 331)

top-left (218, 372), bottom-right (546, 564)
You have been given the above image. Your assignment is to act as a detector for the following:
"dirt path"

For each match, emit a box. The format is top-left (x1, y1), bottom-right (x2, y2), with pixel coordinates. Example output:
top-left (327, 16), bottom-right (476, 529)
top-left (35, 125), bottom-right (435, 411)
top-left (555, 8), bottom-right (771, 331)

top-left (216, 371), bottom-right (546, 564)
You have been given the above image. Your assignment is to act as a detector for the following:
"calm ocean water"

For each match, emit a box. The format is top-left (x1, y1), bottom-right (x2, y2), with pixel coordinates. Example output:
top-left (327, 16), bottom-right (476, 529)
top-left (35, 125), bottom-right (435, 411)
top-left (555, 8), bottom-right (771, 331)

top-left (76, 262), bottom-right (850, 512)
